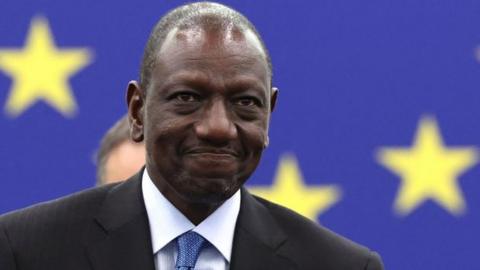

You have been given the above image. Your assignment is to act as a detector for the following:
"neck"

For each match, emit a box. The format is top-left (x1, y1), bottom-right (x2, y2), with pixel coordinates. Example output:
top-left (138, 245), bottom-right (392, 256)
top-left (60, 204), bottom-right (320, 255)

top-left (147, 169), bottom-right (223, 225)
top-left (176, 201), bottom-right (222, 225)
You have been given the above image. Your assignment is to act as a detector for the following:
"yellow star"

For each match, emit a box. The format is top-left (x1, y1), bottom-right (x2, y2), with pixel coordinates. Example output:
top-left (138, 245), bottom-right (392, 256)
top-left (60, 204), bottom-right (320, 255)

top-left (0, 16), bottom-right (92, 117)
top-left (377, 116), bottom-right (478, 216)
top-left (248, 154), bottom-right (341, 221)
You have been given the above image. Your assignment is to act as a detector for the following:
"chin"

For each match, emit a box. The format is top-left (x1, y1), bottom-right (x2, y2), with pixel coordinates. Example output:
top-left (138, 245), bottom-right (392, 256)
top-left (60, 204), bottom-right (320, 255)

top-left (177, 174), bottom-right (241, 204)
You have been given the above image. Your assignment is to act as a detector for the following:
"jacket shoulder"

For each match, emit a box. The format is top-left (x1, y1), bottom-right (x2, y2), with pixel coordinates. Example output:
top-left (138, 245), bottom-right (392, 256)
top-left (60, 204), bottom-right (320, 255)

top-left (253, 195), bottom-right (383, 269)
top-left (0, 184), bottom-right (121, 270)
top-left (0, 183), bottom-right (115, 237)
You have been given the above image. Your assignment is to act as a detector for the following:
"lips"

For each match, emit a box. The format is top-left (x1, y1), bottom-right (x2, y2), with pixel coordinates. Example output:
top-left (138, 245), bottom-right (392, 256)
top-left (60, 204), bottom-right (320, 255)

top-left (183, 147), bottom-right (239, 158)
top-left (186, 154), bottom-right (236, 167)
top-left (182, 147), bottom-right (241, 175)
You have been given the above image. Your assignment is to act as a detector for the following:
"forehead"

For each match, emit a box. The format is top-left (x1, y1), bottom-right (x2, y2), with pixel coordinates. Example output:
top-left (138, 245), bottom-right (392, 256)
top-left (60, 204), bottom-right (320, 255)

top-left (152, 26), bottom-right (269, 83)
top-left (160, 23), bottom-right (265, 55)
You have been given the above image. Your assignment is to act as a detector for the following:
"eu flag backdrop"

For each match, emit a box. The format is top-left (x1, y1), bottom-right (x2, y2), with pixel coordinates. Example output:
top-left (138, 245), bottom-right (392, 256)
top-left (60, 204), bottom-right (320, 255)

top-left (1, 1), bottom-right (480, 269)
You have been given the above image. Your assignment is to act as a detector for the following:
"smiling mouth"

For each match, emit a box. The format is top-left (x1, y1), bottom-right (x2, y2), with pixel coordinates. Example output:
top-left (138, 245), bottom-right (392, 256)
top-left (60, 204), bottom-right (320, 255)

top-left (182, 147), bottom-right (241, 176)
top-left (183, 148), bottom-right (240, 165)
top-left (184, 147), bottom-right (239, 157)
top-left (187, 153), bottom-right (236, 161)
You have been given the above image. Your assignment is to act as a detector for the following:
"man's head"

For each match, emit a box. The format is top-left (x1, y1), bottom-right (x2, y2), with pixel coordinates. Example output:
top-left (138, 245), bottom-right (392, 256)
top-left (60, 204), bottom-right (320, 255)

top-left (96, 115), bottom-right (145, 185)
top-left (127, 2), bottom-right (277, 220)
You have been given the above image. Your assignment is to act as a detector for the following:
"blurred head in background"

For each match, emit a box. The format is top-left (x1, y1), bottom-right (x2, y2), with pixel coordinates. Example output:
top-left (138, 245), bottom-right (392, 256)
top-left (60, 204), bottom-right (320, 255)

top-left (96, 115), bottom-right (145, 185)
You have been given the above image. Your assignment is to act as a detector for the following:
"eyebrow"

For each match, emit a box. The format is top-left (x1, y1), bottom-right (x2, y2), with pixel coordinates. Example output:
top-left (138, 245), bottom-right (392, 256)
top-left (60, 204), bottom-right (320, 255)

top-left (224, 76), bottom-right (267, 95)
top-left (163, 71), bottom-right (211, 87)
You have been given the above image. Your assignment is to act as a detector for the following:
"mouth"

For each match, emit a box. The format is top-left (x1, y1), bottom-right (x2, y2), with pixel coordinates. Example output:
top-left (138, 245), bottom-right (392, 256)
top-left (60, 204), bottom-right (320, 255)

top-left (181, 147), bottom-right (243, 177)
top-left (182, 147), bottom-right (241, 169)
top-left (184, 147), bottom-right (239, 158)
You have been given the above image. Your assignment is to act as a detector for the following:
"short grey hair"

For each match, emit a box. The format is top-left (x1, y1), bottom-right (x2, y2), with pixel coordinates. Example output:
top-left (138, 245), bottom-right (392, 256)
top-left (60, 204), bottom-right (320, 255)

top-left (139, 1), bottom-right (272, 92)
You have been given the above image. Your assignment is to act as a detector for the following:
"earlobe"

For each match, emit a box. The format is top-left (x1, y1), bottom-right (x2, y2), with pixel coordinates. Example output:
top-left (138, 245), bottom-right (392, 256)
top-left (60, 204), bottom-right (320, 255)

top-left (126, 81), bottom-right (145, 142)
top-left (270, 87), bottom-right (278, 112)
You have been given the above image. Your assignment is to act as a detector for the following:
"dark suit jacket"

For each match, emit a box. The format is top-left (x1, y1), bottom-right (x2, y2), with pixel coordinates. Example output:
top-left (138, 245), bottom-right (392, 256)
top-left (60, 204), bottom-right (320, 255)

top-left (0, 171), bottom-right (384, 270)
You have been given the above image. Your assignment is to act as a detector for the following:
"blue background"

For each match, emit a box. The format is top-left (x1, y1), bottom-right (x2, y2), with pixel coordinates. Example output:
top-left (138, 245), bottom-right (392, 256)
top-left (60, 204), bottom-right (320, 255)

top-left (1, 0), bottom-right (480, 269)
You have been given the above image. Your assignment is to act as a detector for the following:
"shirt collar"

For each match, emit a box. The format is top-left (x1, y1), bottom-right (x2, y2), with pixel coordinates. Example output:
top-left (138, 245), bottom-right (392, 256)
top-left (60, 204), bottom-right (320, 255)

top-left (142, 169), bottom-right (241, 262)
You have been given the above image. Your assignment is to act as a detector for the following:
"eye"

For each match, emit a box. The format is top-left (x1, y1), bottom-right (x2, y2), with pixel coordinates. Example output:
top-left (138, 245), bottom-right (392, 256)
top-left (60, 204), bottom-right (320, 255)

top-left (171, 92), bottom-right (200, 102)
top-left (234, 97), bottom-right (261, 107)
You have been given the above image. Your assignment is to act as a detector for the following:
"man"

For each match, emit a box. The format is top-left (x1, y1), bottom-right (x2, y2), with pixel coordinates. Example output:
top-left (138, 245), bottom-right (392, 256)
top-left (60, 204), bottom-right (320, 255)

top-left (0, 2), bottom-right (384, 269)
top-left (96, 115), bottom-right (145, 185)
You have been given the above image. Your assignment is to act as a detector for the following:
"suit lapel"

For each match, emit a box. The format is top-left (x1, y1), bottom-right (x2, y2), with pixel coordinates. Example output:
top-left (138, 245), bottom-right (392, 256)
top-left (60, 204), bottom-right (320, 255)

top-left (85, 175), bottom-right (296, 270)
top-left (85, 171), bottom-right (155, 270)
top-left (230, 189), bottom-right (297, 270)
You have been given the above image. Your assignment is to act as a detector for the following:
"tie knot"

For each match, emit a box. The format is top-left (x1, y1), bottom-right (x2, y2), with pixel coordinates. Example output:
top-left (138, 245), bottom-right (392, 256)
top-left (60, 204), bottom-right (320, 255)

top-left (176, 231), bottom-right (206, 269)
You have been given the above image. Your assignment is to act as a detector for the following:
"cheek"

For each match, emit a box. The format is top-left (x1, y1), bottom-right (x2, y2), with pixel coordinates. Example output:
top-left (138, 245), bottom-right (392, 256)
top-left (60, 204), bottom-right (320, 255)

top-left (237, 122), bottom-right (268, 154)
top-left (145, 106), bottom-right (190, 139)
top-left (146, 114), bottom-right (175, 136)
top-left (144, 115), bottom-right (191, 162)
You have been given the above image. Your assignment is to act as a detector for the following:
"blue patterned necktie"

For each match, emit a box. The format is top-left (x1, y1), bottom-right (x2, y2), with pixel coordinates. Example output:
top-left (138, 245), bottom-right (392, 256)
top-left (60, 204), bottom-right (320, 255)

top-left (175, 231), bottom-right (206, 270)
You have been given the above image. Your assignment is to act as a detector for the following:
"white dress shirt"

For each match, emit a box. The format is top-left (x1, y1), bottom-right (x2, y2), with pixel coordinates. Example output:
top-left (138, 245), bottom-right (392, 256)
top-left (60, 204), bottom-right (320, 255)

top-left (142, 170), bottom-right (241, 270)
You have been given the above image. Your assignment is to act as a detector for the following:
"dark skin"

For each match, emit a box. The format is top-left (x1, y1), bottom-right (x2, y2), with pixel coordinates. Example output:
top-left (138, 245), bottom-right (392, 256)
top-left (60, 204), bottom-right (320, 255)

top-left (127, 25), bottom-right (277, 224)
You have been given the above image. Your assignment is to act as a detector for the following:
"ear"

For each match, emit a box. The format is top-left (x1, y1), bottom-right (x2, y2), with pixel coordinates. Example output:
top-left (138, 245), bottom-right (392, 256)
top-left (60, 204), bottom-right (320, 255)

top-left (270, 87), bottom-right (278, 112)
top-left (126, 80), bottom-right (145, 142)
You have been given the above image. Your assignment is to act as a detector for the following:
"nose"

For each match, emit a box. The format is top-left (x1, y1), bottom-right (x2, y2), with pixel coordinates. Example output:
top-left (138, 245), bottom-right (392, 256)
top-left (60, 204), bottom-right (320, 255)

top-left (194, 99), bottom-right (238, 144)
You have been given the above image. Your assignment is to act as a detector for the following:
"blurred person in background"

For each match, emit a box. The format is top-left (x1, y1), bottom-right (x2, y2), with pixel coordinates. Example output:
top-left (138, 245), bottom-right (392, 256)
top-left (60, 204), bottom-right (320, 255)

top-left (96, 115), bottom-right (145, 185)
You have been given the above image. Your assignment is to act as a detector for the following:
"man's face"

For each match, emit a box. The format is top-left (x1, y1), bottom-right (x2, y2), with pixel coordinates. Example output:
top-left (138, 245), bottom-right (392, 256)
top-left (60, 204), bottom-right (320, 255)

top-left (130, 26), bottom-right (275, 204)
